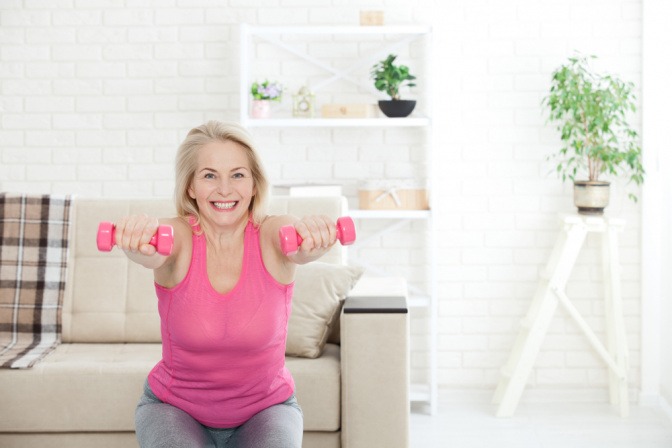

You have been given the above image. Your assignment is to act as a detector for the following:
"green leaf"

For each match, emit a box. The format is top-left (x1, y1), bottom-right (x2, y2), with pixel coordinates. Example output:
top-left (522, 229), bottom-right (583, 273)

top-left (370, 53), bottom-right (417, 100)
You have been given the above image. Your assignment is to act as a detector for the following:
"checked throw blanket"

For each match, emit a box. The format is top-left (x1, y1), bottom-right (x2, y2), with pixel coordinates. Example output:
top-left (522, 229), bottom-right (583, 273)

top-left (0, 193), bottom-right (73, 369)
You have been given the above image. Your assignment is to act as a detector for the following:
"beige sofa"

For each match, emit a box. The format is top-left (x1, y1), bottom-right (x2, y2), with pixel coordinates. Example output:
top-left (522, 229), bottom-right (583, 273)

top-left (0, 197), bottom-right (409, 448)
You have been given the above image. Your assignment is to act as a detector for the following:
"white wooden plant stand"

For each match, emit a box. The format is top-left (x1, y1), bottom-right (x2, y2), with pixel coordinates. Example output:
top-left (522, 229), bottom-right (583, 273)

top-left (493, 214), bottom-right (630, 418)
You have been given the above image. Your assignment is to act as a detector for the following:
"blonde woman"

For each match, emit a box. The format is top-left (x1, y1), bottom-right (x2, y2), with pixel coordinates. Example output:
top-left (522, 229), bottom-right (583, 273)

top-left (117, 121), bottom-right (338, 447)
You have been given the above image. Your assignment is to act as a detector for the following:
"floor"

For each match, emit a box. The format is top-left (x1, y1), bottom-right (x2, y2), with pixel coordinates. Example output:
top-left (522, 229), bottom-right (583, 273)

top-left (410, 399), bottom-right (672, 447)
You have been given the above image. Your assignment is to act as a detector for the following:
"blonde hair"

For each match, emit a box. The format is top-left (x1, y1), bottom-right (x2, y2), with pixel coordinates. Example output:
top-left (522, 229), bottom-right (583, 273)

top-left (174, 120), bottom-right (269, 227)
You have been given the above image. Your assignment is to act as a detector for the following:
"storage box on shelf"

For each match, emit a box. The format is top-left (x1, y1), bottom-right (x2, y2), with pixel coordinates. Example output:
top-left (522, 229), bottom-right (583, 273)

top-left (358, 180), bottom-right (429, 211)
top-left (321, 104), bottom-right (379, 119)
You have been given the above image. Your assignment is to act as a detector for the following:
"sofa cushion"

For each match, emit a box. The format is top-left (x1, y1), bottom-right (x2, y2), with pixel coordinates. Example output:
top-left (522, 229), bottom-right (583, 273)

top-left (0, 343), bottom-right (161, 432)
top-left (287, 263), bottom-right (363, 358)
top-left (286, 343), bottom-right (341, 431)
top-left (0, 343), bottom-right (341, 433)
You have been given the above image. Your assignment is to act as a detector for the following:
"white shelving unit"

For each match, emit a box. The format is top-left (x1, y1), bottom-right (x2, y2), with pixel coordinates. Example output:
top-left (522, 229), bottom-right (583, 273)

top-left (239, 24), bottom-right (437, 415)
top-left (239, 23), bottom-right (432, 127)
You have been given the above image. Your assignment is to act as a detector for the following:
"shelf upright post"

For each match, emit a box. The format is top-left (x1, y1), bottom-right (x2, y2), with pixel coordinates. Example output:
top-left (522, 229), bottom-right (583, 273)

top-left (240, 23), bottom-right (250, 126)
top-left (431, 33), bottom-right (438, 417)
top-left (430, 27), bottom-right (438, 417)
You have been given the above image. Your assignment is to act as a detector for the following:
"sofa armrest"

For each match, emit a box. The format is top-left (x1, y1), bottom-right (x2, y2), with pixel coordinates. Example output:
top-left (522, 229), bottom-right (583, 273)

top-left (341, 293), bottom-right (409, 448)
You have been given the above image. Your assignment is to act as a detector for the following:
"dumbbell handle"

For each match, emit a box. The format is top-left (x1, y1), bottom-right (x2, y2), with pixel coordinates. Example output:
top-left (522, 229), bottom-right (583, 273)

top-left (279, 216), bottom-right (356, 256)
top-left (96, 222), bottom-right (174, 256)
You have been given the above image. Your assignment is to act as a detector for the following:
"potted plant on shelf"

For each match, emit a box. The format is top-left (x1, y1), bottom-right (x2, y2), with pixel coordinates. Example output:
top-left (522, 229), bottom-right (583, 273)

top-left (250, 80), bottom-right (283, 118)
top-left (542, 54), bottom-right (644, 215)
top-left (370, 54), bottom-right (417, 118)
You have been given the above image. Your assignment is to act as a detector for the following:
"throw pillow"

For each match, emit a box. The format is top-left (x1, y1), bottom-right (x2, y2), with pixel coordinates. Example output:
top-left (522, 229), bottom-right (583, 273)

top-left (286, 262), bottom-right (364, 358)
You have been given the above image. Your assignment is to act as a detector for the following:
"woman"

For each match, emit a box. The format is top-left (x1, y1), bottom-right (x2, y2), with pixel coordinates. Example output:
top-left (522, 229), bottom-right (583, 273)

top-left (118, 121), bottom-right (339, 447)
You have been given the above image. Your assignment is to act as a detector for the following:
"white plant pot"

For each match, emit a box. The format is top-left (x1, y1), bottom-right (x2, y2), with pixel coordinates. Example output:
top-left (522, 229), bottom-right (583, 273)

top-left (573, 180), bottom-right (610, 215)
top-left (251, 100), bottom-right (271, 119)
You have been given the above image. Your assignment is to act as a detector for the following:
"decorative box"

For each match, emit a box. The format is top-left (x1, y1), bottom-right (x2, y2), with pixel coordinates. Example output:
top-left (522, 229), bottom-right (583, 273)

top-left (358, 180), bottom-right (429, 210)
top-left (292, 86), bottom-right (316, 118)
top-left (360, 11), bottom-right (385, 26)
top-left (321, 103), bottom-right (378, 118)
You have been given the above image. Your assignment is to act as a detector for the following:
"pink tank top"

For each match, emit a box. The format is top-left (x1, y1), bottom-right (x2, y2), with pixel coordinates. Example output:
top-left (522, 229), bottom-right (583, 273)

top-left (147, 219), bottom-right (295, 428)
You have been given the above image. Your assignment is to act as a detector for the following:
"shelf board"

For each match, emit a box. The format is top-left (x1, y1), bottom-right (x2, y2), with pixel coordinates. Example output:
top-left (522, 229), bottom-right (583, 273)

top-left (409, 296), bottom-right (431, 308)
top-left (349, 209), bottom-right (431, 219)
top-left (410, 383), bottom-right (432, 402)
top-left (244, 25), bottom-right (431, 36)
top-left (243, 117), bottom-right (430, 128)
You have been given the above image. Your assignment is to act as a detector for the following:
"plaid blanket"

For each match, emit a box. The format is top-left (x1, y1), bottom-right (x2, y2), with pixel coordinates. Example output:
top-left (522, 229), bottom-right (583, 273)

top-left (0, 193), bottom-right (73, 369)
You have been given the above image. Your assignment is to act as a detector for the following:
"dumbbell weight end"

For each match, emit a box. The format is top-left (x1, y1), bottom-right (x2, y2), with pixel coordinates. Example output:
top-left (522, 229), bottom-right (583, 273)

top-left (279, 216), bottom-right (356, 256)
top-left (96, 221), bottom-right (174, 256)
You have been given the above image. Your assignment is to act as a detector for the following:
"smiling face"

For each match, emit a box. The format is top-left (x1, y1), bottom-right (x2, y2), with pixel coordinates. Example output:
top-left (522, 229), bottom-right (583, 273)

top-left (188, 139), bottom-right (256, 230)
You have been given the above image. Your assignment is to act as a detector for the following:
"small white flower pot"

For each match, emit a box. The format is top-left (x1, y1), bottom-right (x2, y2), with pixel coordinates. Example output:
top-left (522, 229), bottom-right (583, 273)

top-left (251, 100), bottom-right (271, 119)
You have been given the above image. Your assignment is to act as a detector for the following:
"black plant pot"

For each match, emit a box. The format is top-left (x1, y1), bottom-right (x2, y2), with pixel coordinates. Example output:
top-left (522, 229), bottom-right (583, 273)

top-left (378, 100), bottom-right (416, 118)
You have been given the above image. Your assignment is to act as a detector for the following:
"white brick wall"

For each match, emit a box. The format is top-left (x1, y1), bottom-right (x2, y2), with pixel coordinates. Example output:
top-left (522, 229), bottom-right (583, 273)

top-left (0, 0), bottom-right (646, 400)
top-left (433, 0), bottom-right (643, 399)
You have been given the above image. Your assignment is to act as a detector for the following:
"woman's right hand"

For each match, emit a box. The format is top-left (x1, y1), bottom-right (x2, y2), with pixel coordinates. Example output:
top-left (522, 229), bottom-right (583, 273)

top-left (114, 214), bottom-right (161, 257)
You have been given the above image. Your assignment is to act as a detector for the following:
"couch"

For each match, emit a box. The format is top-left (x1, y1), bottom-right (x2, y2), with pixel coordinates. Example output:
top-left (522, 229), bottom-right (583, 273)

top-left (0, 196), bottom-right (409, 448)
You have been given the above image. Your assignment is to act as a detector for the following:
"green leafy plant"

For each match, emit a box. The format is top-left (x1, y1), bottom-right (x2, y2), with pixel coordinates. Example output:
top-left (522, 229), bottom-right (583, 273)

top-left (370, 54), bottom-right (416, 100)
top-left (542, 54), bottom-right (644, 201)
top-left (250, 80), bottom-right (283, 101)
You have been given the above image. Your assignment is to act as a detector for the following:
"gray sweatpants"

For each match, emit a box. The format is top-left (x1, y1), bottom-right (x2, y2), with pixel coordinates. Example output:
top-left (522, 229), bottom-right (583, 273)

top-left (135, 381), bottom-right (303, 448)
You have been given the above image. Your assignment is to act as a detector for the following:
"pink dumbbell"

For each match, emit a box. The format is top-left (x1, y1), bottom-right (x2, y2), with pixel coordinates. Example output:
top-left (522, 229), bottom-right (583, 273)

top-left (96, 221), bottom-right (174, 256)
top-left (279, 216), bottom-right (356, 256)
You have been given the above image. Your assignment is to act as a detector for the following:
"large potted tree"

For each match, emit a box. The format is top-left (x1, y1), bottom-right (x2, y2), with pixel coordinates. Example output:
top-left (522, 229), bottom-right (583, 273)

top-left (370, 54), bottom-right (417, 118)
top-left (543, 54), bottom-right (644, 215)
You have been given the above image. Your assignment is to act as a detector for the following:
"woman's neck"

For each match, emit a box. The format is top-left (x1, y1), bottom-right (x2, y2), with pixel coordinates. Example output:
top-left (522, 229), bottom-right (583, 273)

top-left (201, 217), bottom-right (248, 252)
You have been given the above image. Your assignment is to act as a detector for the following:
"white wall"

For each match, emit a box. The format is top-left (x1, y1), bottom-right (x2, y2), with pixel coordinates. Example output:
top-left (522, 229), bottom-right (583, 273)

top-left (0, 0), bottom-right (652, 400)
top-left (642, 0), bottom-right (672, 409)
top-left (661, 115), bottom-right (672, 406)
